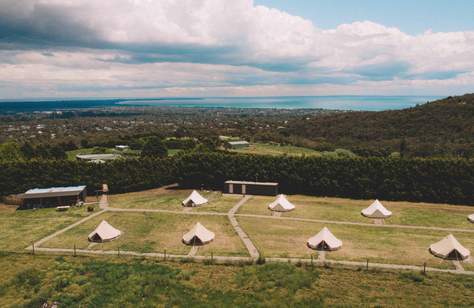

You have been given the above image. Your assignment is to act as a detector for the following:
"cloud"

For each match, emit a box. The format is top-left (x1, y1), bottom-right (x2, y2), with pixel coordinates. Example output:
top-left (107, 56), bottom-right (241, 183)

top-left (0, 0), bottom-right (473, 98)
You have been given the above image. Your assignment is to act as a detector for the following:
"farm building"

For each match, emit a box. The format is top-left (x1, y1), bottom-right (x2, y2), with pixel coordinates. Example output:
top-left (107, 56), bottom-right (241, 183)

top-left (227, 140), bottom-right (250, 149)
top-left (18, 185), bottom-right (87, 209)
top-left (224, 180), bottom-right (278, 196)
top-left (76, 154), bottom-right (120, 163)
top-left (115, 145), bottom-right (129, 151)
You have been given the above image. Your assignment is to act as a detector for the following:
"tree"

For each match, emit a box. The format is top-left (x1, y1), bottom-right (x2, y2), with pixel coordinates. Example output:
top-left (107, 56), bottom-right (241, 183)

top-left (0, 141), bottom-right (24, 161)
top-left (141, 137), bottom-right (167, 158)
top-left (400, 139), bottom-right (408, 158)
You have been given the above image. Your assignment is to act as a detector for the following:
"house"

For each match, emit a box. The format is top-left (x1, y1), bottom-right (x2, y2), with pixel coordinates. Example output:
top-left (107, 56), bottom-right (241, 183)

top-left (18, 185), bottom-right (87, 209)
top-left (227, 140), bottom-right (250, 149)
top-left (224, 180), bottom-right (278, 196)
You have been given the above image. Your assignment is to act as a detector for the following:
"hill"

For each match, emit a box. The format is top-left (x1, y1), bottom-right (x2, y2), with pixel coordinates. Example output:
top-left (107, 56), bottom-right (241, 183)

top-left (285, 94), bottom-right (474, 157)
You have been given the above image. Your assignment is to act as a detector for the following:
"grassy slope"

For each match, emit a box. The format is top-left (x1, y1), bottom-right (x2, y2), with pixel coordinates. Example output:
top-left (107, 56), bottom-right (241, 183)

top-left (1, 254), bottom-right (473, 307)
top-left (239, 195), bottom-right (474, 229)
top-left (42, 211), bottom-right (247, 257)
top-left (0, 205), bottom-right (91, 252)
top-left (108, 188), bottom-right (241, 213)
top-left (230, 143), bottom-right (322, 157)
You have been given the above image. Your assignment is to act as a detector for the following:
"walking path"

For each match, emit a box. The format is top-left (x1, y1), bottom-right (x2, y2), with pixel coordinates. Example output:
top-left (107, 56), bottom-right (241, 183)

top-left (27, 190), bottom-right (474, 276)
top-left (27, 209), bottom-right (107, 249)
top-left (28, 246), bottom-right (474, 276)
top-left (188, 246), bottom-right (199, 257)
top-left (452, 260), bottom-right (465, 271)
top-left (99, 194), bottom-right (108, 209)
top-left (235, 213), bottom-right (474, 233)
top-left (227, 195), bottom-right (260, 259)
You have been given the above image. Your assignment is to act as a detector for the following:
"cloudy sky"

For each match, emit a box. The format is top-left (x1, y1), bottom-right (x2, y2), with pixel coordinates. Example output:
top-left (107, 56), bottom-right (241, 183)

top-left (0, 0), bottom-right (473, 99)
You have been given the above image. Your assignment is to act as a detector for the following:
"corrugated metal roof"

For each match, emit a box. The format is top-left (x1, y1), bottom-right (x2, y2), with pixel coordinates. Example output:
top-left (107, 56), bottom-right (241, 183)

top-left (21, 185), bottom-right (87, 199)
top-left (228, 141), bottom-right (249, 145)
top-left (225, 180), bottom-right (278, 186)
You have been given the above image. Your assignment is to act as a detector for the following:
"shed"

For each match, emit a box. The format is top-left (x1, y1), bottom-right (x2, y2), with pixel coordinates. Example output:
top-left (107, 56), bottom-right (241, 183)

top-left (224, 180), bottom-right (278, 196)
top-left (227, 141), bottom-right (250, 149)
top-left (18, 185), bottom-right (87, 209)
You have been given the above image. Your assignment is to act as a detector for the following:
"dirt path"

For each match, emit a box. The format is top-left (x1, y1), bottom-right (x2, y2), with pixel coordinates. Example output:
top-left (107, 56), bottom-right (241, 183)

top-left (228, 196), bottom-right (259, 260)
top-left (99, 194), bottom-right (108, 209)
top-left (235, 213), bottom-right (474, 233)
top-left (28, 246), bottom-right (474, 276)
top-left (188, 245), bottom-right (199, 257)
top-left (27, 209), bottom-right (107, 249)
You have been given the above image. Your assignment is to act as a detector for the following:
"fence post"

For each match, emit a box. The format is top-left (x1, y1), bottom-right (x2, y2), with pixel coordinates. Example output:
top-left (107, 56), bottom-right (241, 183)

top-left (366, 259), bottom-right (369, 270)
top-left (164, 249), bottom-right (167, 261)
top-left (73, 244), bottom-right (76, 257)
top-left (423, 262), bottom-right (426, 275)
top-left (211, 251), bottom-right (214, 264)
top-left (32, 242), bottom-right (35, 255)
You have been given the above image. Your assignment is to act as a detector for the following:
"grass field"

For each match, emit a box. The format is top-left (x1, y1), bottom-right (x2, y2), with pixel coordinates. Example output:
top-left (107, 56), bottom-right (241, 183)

top-left (0, 204), bottom-right (91, 252)
top-left (230, 143), bottom-right (322, 157)
top-left (108, 188), bottom-right (241, 213)
top-left (67, 147), bottom-right (182, 160)
top-left (41, 211), bottom-right (248, 257)
top-left (1, 254), bottom-right (474, 307)
top-left (238, 195), bottom-right (474, 229)
top-left (239, 216), bottom-right (474, 269)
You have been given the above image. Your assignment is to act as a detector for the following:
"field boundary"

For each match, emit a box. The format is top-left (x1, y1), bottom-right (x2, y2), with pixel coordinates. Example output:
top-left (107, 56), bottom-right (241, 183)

top-left (26, 193), bottom-right (474, 276)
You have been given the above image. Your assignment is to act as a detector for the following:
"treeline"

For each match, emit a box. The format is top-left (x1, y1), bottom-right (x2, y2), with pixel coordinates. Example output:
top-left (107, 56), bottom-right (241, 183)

top-left (176, 153), bottom-right (474, 205)
top-left (0, 158), bottom-right (177, 197)
top-left (1, 152), bottom-right (473, 205)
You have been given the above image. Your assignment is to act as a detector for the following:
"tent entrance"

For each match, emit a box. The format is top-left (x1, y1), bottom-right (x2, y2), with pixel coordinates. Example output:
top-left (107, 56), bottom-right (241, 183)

top-left (89, 233), bottom-right (103, 243)
top-left (316, 241), bottom-right (330, 251)
top-left (190, 236), bottom-right (204, 246)
top-left (447, 250), bottom-right (465, 260)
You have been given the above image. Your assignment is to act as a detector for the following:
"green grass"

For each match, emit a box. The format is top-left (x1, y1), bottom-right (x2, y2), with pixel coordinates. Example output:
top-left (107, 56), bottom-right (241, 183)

top-left (41, 211), bottom-right (248, 257)
top-left (67, 147), bottom-right (182, 160)
top-left (108, 188), bottom-right (241, 213)
top-left (230, 143), bottom-right (322, 157)
top-left (0, 205), bottom-right (91, 252)
top-left (238, 216), bottom-right (474, 269)
top-left (1, 254), bottom-right (474, 307)
top-left (239, 195), bottom-right (474, 229)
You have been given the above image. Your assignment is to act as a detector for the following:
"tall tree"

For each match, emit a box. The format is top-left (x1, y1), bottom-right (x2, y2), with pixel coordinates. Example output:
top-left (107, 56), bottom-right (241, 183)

top-left (141, 137), bottom-right (167, 158)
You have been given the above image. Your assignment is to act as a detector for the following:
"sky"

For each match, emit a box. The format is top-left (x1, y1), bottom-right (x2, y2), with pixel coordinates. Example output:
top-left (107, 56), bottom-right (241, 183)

top-left (0, 0), bottom-right (473, 99)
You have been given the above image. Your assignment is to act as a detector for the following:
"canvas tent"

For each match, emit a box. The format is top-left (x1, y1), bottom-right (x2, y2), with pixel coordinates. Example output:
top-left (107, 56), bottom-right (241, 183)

top-left (468, 214), bottom-right (474, 223)
top-left (88, 220), bottom-right (122, 242)
top-left (429, 234), bottom-right (470, 260)
top-left (307, 227), bottom-right (342, 251)
top-left (361, 199), bottom-right (392, 219)
top-left (268, 194), bottom-right (295, 212)
top-left (182, 222), bottom-right (215, 245)
top-left (182, 190), bottom-right (208, 207)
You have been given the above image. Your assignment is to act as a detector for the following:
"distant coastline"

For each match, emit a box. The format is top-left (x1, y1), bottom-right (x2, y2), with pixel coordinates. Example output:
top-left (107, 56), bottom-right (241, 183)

top-left (0, 95), bottom-right (442, 114)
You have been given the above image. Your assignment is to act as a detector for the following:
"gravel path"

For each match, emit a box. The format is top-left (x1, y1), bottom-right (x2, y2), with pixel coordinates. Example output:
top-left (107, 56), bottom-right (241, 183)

top-left (227, 196), bottom-right (260, 260)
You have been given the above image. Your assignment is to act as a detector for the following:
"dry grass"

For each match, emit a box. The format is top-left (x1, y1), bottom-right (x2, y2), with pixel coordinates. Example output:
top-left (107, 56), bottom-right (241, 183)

top-left (230, 142), bottom-right (322, 157)
top-left (238, 216), bottom-right (474, 269)
top-left (0, 204), bottom-right (91, 252)
top-left (41, 211), bottom-right (248, 257)
top-left (108, 188), bottom-right (241, 213)
top-left (239, 195), bottom-right (474, 229)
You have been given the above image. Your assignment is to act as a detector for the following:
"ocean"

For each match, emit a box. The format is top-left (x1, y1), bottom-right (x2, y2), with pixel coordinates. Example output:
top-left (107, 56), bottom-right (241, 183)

top-left (0, 96), bottom-right (442, 113)
top-left (119, 96), bottom-right (442, 111)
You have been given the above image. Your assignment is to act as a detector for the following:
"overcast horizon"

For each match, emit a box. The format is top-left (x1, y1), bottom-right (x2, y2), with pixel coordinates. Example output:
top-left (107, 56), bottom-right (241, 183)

top-left (1, 0), bottom-right (473, 99)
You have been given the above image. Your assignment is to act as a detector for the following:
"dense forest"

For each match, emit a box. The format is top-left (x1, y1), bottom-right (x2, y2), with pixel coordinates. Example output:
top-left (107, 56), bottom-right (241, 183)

top-left (285, 94), bottom-right (474, 157)
top-left (1, 152), bottom-right (473, 205)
